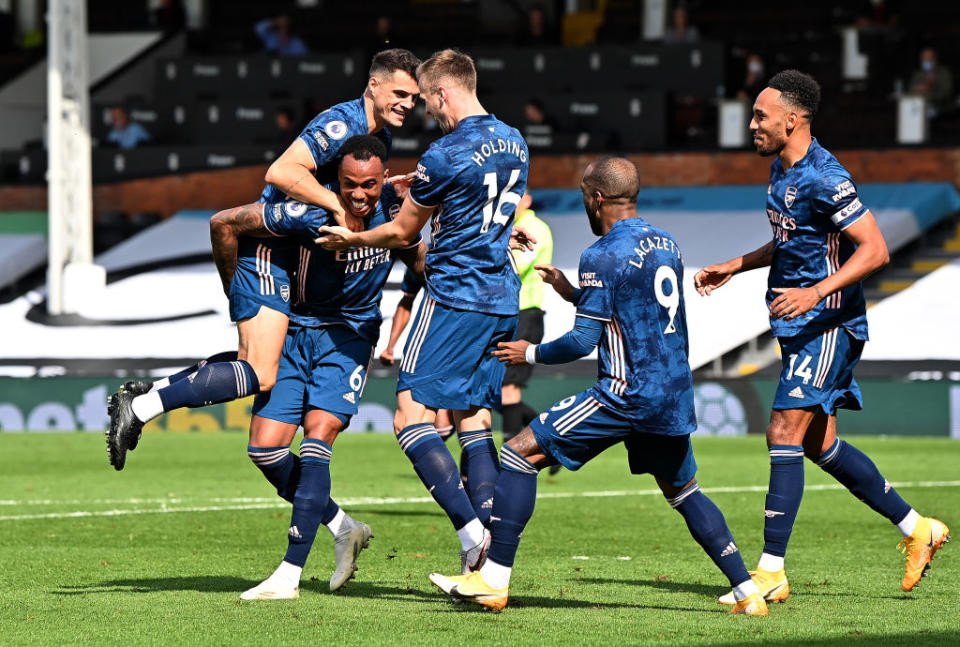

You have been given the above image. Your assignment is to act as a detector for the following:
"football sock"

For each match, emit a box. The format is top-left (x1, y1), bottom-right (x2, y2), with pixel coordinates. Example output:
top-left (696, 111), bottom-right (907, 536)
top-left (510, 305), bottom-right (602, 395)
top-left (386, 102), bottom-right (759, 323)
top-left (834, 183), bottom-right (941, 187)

top-left (457, 429), bottom-right (499, 525)
top-left (247, 445), bottom-right (300, 503)
top-left (668, 483), bottom-right (752, 588)
top-left (815, 438), bottom-right (913, 530)
top-left (325, 506), bottom-right (348, 537)
top-left (134, 360), bottom-right (259, 423)
top-left (479, 558), bottom-right (512, 590)
top-left (501, 404), bottom-right (524, 441)
top-left (457, 519), bottom-right (487, 551)
top-left (322, 500), bottom-right (345, 534)
top-left (762, 445), bottom-right (804, 558)
top-left (732, 579), bottom-right (761, 601)
top-left (156, 351), bottom-right (238, 389)
top-left (283, 439), bottom-right (333, 568)
top-left (265, 560), bottom-right (302, 590)
top-left (897, 509), bottom-right (920, 538)
top-left (397, 424), bottom-right (479, 543)
top-left (758, 553), bottom-right (784, 572)
top-left (486, 445), bottom-right (539, 569)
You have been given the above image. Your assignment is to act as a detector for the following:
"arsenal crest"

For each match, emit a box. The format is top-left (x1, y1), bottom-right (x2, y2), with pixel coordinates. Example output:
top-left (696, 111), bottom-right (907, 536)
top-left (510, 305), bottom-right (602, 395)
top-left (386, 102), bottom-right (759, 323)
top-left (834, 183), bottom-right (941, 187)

top-left (784, 186), bottom-right (798, 209)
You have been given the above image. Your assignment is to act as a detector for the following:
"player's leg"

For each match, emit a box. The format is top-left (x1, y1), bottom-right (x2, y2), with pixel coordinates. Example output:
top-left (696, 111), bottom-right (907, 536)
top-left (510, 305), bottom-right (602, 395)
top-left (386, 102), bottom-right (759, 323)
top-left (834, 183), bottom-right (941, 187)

top-left (452, 309), bottom-right (520, 529)
top-left (395, 389), bottom-right (486, 563)
top-left (242, 410), bottom-right (344, 600)
top-left (429, 425), bottom-right (554, 611)
top-left (110, 351), bottom-right (240, 406)
top-left (805, 409), bottom-right (950, 591)
top-left (642, 435), bottom-right (766, 616)
top-left (293, 327), bottom-right (376, 591)
top-left (394, 298), bottom-right (494, 562)
top-left (106, 309), bottom-right (285, 471)
top-left (430, 389), bottom-right (615, 611)
top-left (245, 327), bottom-right (311, 505)
top-left (454, 406), bottom-right (499, 527)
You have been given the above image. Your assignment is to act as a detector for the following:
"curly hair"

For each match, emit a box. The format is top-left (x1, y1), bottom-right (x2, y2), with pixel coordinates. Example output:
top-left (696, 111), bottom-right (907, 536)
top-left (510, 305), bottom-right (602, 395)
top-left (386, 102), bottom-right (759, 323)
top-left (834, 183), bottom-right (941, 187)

top-left (768, 69), bottom-right (821, 121)
top-left (338, 135), bottom-right (387, 164)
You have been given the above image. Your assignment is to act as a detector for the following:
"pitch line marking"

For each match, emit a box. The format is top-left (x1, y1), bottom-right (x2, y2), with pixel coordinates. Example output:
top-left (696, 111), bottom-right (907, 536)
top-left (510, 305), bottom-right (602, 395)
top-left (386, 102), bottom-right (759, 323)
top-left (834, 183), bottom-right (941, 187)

top-left (1, 480), bottom-right (958, 522)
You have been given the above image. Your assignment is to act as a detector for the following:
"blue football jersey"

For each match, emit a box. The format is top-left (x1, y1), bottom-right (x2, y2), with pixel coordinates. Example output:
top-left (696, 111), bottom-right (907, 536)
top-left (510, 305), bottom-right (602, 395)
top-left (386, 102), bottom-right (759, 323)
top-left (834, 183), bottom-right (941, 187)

top-left (765, 138), bottom-right (869, 339)
top-left (260, 96), bottom-right (390, 203)
top-left (284, 183), bottom-right (420, 344)
top-left (408, 114), bottom-right (529, 316)
top-left (575, 217), bottom-right (696, 434)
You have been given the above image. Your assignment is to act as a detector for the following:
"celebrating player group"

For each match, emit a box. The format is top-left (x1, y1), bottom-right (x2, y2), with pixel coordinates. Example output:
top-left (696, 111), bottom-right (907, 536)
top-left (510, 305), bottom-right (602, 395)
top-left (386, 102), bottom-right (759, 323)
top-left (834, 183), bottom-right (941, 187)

top-left (105, 47), bottom-right (947, 615)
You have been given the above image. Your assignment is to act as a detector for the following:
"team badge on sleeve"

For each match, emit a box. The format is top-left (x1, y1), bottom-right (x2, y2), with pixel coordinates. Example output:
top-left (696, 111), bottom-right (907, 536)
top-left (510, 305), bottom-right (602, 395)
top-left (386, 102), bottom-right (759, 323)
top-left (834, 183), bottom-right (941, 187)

top-left (324, 120), bottom-right (348, 140)
top-left (284, 200), bottom-right (307, 217)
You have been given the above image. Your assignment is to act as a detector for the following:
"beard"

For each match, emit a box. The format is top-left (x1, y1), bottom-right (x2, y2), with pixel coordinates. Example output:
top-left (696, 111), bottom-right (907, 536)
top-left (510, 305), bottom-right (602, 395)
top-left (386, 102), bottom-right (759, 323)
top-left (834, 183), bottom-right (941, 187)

top-left (587, 210), bottom-right (603, 236)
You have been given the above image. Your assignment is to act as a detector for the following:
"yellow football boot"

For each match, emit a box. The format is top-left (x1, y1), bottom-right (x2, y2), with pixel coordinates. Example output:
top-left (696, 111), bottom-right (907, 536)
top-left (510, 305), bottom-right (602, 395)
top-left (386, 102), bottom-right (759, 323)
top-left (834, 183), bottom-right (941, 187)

top-left (718, 567), bottom-right (789, 605)
top-left (730, 592), bottom-right (769, 616)
top-left (899, 517), bottom-right (950, 592)
top-left (429, 570), bottom-right (509, 612)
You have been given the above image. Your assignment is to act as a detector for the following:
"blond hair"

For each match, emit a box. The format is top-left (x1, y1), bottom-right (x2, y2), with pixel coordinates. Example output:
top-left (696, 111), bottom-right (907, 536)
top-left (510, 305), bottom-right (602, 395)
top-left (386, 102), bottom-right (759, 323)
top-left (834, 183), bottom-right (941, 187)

top-left (417, 49), bottom-right (477, 93)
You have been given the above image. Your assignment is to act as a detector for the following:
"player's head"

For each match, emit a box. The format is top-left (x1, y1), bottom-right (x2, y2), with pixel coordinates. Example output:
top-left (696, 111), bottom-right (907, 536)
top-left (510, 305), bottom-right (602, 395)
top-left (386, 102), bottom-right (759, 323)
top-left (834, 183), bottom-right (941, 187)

top-left (580, 157), bottom-right (641, 236)
top-left (337, 135), bottom-right (387, 218)
top-left (750, 69), bottom-right (820, 156)
top-left (416, 49), bottom-right (477, 134)
top-left (366, 48), bottom-right (421, 129)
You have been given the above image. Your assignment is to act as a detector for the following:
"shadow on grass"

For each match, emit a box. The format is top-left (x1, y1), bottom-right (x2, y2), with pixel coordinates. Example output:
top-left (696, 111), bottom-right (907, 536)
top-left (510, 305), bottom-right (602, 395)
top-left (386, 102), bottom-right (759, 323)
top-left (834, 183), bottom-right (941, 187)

top-left (575, 577), bottom-right (723, 597)
top-left (53, 576), bottom-right (256, 595)
top-left (345, 508), bottom-right (445, 518)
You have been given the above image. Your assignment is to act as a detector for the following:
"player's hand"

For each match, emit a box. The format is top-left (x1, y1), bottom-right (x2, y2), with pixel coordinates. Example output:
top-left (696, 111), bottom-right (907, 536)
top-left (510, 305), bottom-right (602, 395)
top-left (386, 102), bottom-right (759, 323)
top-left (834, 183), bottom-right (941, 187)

top-left (693, 263), bottom-right (735, 296)
top-left (493, 339), bottom-right (531, 366)
top-left (535, 264), bottom-right (577, 302)
top-left (379, 348), bottom-right (395, 366)
top-left (769, 287), bottom-right (821, 320)
top-left (315, 225), bottom-right (355, 250)
top-left (386, 171), bottom-right (416, 200)
top-left (510, 226), bottom-right (537, 252)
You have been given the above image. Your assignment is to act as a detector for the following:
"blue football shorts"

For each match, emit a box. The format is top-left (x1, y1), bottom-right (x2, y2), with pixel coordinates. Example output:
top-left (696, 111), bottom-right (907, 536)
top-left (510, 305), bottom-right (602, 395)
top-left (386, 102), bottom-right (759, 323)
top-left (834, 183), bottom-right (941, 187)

top-left (228, 237), bottom-right (297, 322)
top-left (773, 326), bottom-right (864, 415)
top-left (530, 388), bottom-right (698, 488)
top-left (252, 323), bottom-right (373, 427)
top-left (397, 296), bottom-right (518, 411)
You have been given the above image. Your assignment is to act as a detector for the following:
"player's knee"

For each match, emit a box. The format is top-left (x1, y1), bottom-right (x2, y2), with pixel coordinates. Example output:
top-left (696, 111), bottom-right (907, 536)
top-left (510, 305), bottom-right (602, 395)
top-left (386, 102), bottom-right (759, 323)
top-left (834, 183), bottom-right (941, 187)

top-left (246, 363), bottom-right (277, 392)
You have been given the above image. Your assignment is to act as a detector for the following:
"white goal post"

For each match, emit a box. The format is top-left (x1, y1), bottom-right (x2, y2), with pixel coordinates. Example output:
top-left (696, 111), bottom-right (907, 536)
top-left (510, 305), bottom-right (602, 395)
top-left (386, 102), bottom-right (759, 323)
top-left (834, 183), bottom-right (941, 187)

top-left (47, 0), bottom-right (100, 315)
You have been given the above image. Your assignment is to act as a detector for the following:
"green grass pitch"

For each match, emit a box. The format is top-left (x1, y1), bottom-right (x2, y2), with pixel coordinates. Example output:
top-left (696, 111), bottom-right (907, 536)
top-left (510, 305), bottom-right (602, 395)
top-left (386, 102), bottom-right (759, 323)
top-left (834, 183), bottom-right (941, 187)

top-left (1, 432), bottom-right (956, 646)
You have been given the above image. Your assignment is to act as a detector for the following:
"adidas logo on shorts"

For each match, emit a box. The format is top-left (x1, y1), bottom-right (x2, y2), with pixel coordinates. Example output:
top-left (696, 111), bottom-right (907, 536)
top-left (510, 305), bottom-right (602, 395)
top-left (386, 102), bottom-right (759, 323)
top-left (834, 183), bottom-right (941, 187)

top-left (788, 386), bottom-right (804, 399)
top-left (342, 392), bottom-right (356, 404)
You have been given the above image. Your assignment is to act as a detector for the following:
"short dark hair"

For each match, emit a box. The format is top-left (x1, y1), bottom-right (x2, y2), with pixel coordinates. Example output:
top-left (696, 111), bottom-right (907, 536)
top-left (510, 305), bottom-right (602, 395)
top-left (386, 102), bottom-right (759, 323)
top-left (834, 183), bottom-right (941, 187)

top-left (767, 69), bottom-right (821, 121)
top-left (338, 135), bottom-right (387, 164)
top-left (417, 49), bottom-right (477, 93)
top-left (369, 48), bottom-right (421, 80)
top-left (586, 157), bottom-right (641, 202)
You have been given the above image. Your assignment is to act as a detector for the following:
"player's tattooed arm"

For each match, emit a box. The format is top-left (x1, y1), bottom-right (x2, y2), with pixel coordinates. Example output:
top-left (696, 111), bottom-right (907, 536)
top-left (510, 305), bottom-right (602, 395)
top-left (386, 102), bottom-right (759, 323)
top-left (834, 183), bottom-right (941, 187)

top-left (209, 203), bottom-right (266, 295)
top-left (694, 240), bottom-right (775, 296)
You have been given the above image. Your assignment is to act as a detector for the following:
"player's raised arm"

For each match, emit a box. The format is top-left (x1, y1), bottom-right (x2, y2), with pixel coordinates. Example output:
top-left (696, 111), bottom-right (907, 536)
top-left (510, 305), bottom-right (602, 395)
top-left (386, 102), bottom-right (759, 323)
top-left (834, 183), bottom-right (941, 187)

top-left (694, 240), bottom-right (775, 296)
top-left (265, 138), bottom-right (351, 227)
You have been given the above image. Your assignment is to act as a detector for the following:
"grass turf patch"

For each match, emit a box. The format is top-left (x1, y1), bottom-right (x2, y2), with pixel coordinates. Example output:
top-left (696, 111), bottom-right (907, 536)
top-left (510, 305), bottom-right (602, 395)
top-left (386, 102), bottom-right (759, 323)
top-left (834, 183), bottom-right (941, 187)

top-left (0, 433), bottom-right (956, 646)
